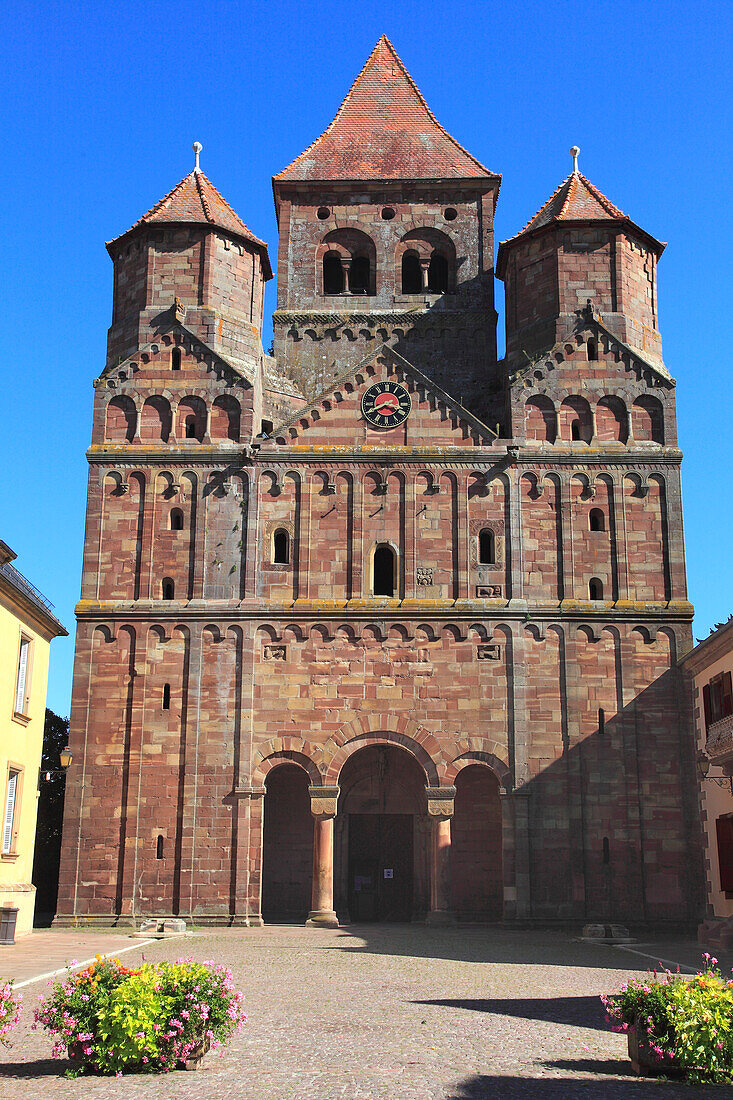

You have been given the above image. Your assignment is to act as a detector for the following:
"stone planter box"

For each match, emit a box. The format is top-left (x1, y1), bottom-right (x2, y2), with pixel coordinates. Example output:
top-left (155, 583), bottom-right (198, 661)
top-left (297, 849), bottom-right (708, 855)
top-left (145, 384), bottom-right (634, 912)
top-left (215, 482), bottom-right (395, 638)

top-left (628, 1019), bottom-right (682, 1078)
top-left (68, 1035), bottom-right (210, 1074)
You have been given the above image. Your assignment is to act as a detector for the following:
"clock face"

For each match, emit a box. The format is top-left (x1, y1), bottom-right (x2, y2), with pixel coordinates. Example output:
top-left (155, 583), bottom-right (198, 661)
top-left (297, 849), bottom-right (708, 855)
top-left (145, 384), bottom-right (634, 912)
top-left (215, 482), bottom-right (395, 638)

top-left (361, 381), bottom-right (412, 429)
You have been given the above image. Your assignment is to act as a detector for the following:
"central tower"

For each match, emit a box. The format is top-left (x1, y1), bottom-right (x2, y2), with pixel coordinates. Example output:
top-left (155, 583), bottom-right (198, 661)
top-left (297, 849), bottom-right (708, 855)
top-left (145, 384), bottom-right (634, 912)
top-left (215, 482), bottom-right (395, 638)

top-left (272, 36), bottom-right (501, 417)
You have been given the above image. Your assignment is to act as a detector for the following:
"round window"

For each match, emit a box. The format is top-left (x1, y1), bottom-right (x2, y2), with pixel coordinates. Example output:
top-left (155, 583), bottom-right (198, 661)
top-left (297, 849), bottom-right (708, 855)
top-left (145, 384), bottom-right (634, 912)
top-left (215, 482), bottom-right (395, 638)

top-left (381, 207), bottom-right (396, 220)
top-left (317, 206), bottom-right (331, 220)
top-left (444, 207), bottom-right (458, 221)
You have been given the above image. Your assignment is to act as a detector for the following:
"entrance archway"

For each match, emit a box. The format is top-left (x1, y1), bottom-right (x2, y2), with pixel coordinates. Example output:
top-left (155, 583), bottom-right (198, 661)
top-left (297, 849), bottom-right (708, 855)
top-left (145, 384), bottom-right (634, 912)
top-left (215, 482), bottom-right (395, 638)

top-left (262, 764), bottom-right (313, 921)
top-left (450, 764), bottom-right (503, 920)
top-left (335, 744), bottom-right (428, 922)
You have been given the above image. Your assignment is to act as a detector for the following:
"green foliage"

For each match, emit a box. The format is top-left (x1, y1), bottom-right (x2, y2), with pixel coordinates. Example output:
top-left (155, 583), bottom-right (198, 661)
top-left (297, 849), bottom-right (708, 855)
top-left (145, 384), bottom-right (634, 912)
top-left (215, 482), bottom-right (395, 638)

top-left (603, 955), bottom-right (733, 1083)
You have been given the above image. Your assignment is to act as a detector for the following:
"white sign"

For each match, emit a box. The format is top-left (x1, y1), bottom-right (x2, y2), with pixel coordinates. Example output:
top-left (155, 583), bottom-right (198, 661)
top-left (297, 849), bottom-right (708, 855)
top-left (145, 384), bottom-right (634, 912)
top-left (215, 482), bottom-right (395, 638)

top-left (383, 868), bottom-right (394, 879)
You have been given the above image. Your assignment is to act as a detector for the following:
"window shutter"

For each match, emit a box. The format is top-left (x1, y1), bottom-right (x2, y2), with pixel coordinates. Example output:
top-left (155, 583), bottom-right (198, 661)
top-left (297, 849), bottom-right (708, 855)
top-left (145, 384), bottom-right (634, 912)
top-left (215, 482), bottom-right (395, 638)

top-left (2, 772), bottom-right (17, 853)
top-left (14, 640), bottom-right (29, 714)
top-left (716, 814), bottom-right (733, 893)
top-left (703, 684), bottom-right (712, 730)
top-left (723, 672), bottom-right (733, 719)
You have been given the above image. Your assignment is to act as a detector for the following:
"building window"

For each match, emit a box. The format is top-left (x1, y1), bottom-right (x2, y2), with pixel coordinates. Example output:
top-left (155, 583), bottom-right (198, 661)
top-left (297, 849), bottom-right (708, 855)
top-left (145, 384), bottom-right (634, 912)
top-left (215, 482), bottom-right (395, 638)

top-left (716, 814), bottom-right (733, 892)
top-left (401, 251), bottom-right (422, 294)
top-left (2, 770), bottom-right (20, 854)
top-left (703, 671), bottom-right (733, 730)
top-left (273, 529), bottom-right (289, 565)
top-left (589, 578), bottom-right (603, 600)
top-left (427, 252), bottom-right (449, 293)
top-left (156, 834), bottom-right (164, 860)
top-left (571, 420), bottom-right (582, 441)
top-left (349, 255), bottom-right (370, 294)
top-left (171, 347), bottom-right (181, 371)
top-left (589, 509), bottom-right (605, 532)
top-left (185, 415), bottom-right (197, 439)
top-left (323, 252), bottom-right (344, 295)
top-left (14, 636), bottom-right (31, 716)
top-left (161, 578), bottom-right (175, 600)
top-left (162, 683), bottom-right (171, 710)
top-left (260, 419), bottom-right (273, 437)
top-left (587, 338), bottom-right (598, 361)
top-left (373, 544), bottom-right (396, 597)
top-left (478, 528), bottom-right (495, 565)
top-left (170, 509), bottom-right (184, 531)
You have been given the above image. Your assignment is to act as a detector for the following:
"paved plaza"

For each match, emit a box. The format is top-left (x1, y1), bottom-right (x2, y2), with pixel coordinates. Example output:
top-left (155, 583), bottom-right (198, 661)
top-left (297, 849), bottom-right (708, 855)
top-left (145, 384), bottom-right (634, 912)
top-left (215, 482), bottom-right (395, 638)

top-left (0, 925), bottom-right (731, 1098)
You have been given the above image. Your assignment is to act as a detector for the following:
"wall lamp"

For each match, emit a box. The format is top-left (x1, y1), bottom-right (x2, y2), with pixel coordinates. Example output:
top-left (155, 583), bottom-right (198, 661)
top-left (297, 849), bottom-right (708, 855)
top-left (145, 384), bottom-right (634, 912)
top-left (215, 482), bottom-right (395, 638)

top-left (697, 750), bottom-right (733, 795)
top-left (39, 751), bottom-right (73, 786)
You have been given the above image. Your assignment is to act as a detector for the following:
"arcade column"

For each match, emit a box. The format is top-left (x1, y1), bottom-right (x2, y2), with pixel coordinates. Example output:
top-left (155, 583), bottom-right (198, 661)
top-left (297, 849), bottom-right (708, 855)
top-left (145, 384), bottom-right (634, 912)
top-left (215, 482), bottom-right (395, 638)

top-left (425, 786), bottom-right (457, 925)
top-left (305, 786), bottom-right (340, 928)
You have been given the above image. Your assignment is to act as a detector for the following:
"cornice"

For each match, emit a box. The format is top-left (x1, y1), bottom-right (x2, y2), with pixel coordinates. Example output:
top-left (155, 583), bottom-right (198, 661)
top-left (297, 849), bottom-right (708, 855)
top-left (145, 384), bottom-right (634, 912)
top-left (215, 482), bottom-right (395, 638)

top-left (87, 445), bottom-right (249, 467)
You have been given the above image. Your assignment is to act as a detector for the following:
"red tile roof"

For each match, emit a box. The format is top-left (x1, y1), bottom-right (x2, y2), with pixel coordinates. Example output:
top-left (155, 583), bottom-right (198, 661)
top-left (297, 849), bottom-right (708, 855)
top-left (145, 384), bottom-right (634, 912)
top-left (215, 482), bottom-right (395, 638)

top-left (499, 169), bottom-right (664, 254)
top-left (107, 170), bottom-right (269, 257)
top-left (274, 35), bottom-right (497, 182)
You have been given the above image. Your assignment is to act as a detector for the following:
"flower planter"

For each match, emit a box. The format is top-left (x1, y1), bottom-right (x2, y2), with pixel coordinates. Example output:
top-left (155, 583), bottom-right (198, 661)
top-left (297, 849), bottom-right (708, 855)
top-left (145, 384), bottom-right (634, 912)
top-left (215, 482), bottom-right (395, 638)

top-left (178, 1035), bottom-right (211, 1071)
top-left (628, 1019), bottom-right (682, 1078)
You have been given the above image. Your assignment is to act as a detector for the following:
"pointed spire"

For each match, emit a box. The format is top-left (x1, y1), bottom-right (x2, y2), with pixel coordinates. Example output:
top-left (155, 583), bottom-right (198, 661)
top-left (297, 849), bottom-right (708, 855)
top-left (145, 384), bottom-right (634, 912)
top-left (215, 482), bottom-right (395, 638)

top-left (193, 141), bottom-right (202, 174)
top-left (570, 145), bottom-right (580, 174)
top-left (275, 36), bottom-right (497, 182)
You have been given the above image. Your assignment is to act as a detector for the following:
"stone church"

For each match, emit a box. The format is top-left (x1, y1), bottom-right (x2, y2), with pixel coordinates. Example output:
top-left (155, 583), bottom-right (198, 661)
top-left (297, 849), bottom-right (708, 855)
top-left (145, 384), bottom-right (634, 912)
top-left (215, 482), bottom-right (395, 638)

top-left (57, 36), bottom-right (702, 928)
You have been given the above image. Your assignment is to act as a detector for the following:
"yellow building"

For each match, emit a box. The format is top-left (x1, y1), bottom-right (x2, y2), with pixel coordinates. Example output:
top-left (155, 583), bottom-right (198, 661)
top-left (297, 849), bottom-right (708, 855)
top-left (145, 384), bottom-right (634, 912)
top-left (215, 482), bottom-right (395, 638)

top-left (681, 618), bottom-right (733, 945)
top-left (0, 540), bottom-right (67, 936)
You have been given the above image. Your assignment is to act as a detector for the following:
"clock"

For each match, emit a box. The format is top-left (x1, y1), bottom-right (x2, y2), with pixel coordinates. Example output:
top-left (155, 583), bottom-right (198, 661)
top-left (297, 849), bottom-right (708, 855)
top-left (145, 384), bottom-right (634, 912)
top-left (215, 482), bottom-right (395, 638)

top-left (361, 381), bottom-right (411, 428)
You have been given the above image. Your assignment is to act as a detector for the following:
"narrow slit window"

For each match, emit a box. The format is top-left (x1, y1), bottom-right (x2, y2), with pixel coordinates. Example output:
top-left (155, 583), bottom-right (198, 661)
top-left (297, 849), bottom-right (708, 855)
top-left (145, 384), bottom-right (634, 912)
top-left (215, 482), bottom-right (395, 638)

top-left (598, 707), bottom-right (605, 735)
top-left (589, 578), bottom-right (603, 601)
top-left (156, 834), bottom-right (164, 860)
top-left (170, 508), bottom-right (184, 531)
top-left (571, 420), bottom-right (581, 441)
top-left (602, 837), bottom-right (610, 864)
top-left (401, 251), bottom-right (422, 294)
top-left (478, 529), bottom-right (495, 565)
top-left (587, 338), bottom-right (598, 361)
top-left (162, 578), bottom-right (175, 600)
top-left (427, 252), bottom-right (449, 293)
top-left (162, 683), bottom-right (171, 710)
top-left (14, 637), bottom-right (30, 715)
top-left (171, 347), bottom-right (181, 371)
top-left (2, 771), bottom-right (19, 854)
top-left (589, 509), bottom-right (605, 532)
top-left (349, 255), bottom-right (370, 294)
top-left (185, 415), bottom-right (197, 439)
top-left (373, 544), bottom-right (395, 597)
top-left (273, 529), bottom-right (289, 565)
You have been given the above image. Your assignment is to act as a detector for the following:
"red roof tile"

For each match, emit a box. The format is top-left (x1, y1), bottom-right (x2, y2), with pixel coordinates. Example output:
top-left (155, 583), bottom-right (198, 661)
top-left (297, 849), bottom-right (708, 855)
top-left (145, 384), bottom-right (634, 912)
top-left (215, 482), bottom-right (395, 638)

top-left (274, 36), bottom-right (497, 182)
top-left (108, 170), bottom-right (268, 253)
top-left (499, 169), bottom-right (664, 254)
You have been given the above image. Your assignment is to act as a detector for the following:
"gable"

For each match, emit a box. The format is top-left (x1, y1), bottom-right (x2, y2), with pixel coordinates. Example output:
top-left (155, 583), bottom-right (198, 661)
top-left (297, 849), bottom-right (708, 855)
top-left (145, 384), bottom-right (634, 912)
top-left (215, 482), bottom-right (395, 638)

top-left (262, 346), bottom-right (496, 451)
top-left (97, 323), bottom-right (252, 392)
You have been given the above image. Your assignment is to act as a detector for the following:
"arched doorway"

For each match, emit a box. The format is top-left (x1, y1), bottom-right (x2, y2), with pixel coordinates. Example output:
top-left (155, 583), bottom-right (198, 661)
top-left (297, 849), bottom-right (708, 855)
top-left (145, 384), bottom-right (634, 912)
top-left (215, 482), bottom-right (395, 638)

top-left (262, 764), bottom-right (313, 921)
top-left (450, 765), bottom-right (503, 920)
top-left (335, 744), bottom-right (428, 922)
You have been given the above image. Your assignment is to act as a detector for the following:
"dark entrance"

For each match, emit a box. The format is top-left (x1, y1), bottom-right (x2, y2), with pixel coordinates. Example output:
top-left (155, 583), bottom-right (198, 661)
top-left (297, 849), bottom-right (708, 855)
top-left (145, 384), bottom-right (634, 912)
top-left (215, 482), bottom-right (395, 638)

top-left (348, 813), bottom-right (413, 921)
top-left (261, 764), bottom-right (313, 920)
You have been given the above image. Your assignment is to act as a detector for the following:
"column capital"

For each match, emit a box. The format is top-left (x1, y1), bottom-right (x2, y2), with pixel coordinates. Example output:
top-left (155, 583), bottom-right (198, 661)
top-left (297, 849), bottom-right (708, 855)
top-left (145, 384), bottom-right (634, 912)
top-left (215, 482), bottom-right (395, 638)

top-left (309, 785), bottom-right (340, 817)
top-left (426, 785), bottom-right (456, 817)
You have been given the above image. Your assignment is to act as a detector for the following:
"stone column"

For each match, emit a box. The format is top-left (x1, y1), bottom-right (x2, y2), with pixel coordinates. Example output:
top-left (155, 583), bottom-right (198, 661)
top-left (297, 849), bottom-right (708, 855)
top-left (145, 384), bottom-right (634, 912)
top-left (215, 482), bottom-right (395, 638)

top-left (233, 785), bottom-right (266, 927)
top-left (425, 786), bottom-right (456, 925)
top-left (306, 786), bottom-right (340, 928)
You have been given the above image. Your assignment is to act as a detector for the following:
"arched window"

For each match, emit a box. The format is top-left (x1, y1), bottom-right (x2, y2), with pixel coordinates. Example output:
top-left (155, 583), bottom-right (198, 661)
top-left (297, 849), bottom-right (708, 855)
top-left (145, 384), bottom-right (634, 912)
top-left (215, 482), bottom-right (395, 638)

top-left (589, 578), bottom-right (603, 601)
top-left (161, 578), bottom-right (175, 600)
top-left (162, 683), bottom-right (171, 710)
top-left (401, 251), bottom-right (422, 294)
top-left (589, 509), bottom-right (605, 532)
top-left (156, 835), bottom-right (164, 860)
top-left (273, 528), bottom-right (289, 565)
top-left (427, 252), bottom-right (449, 293)
top-left (170, 508), bottom-right (184, 531)
top-left (171, 347), bottom-right (181, 371)
top-left (373, 544), bottom-right (395, 597)
top-left (185, 415), bottom-right (197, 439)
top-left (323, 252), bottom-right (344, 295)
top-left (478, 528), bottom-right (495, 564)
top-left (106, 396), bottom-right (137, 442)
top-left (349, 255), bottom-right (370, 294)
top-left (587, 338), bottom-right (598, 361)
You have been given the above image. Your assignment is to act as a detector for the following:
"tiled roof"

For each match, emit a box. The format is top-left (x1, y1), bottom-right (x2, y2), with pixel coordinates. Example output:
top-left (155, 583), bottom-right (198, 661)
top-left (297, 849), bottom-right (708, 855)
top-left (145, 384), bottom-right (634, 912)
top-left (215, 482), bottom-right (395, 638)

top-left (108, 170), bottom-right (267, 251)
top-left (500, 170), bottom-right (664, 253)
top-left (274, 36), bottom-right (497, 182)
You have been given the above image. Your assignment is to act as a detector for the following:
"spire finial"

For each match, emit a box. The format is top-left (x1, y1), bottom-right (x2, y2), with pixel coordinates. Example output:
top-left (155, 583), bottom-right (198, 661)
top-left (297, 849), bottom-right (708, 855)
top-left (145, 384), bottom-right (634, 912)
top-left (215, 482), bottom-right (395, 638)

top-left (193, 141), bottom-right (203, 174)
top-left (570, 145), bottom-right (580, 174)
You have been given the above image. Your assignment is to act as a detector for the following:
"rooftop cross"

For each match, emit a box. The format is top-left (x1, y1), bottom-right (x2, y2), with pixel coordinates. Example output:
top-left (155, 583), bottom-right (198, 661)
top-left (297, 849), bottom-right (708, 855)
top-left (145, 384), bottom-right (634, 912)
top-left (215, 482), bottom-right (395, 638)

top-left (193, 141), bottom-right (202, 174)
top-left (570, 145), bottom-right (580, 174)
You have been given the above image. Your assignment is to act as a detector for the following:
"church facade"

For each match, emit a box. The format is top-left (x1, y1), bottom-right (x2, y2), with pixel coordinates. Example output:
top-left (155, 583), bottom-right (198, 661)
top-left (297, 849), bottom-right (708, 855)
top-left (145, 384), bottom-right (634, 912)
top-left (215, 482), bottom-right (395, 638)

top-left (57, 37), bottom-right (702, 928)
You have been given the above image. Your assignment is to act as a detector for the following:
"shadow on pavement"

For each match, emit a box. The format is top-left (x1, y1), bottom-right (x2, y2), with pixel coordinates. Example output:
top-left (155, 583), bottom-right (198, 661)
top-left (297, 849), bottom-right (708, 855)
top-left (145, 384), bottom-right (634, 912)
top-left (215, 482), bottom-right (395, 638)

top-left (0, 1059), bottom-right (66, 1078)
top-left (414, 995), bottom-right (606, 1030)
top-left (447, 1074), bottom-right (732, 1099)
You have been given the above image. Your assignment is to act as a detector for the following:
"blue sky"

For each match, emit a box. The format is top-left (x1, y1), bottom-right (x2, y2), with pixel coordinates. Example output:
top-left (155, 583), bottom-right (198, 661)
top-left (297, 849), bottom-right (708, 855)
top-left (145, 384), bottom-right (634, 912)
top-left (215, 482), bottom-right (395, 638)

top-left (1, 0), bottom-right (731, 716)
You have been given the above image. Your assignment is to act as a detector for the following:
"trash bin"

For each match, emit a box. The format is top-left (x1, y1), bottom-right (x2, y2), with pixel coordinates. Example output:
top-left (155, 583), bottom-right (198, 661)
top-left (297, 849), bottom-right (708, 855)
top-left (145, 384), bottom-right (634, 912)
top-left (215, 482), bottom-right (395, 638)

top-left (0, 907), bottom-right (19, 945)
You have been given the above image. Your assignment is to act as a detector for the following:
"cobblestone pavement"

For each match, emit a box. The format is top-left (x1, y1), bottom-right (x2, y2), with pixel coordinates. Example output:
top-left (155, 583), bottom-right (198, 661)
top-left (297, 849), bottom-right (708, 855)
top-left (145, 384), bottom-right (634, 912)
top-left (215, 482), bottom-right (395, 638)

top-left (0, 931), bottom-right (153, 986)
top-left (1, 924), bottom-right (731, 1099)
